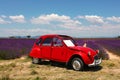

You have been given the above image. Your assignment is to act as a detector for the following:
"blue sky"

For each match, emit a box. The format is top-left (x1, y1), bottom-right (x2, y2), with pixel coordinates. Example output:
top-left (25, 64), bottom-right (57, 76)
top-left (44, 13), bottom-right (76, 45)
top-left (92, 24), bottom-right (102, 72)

top-left (0, 0), bottom-right (120, 37)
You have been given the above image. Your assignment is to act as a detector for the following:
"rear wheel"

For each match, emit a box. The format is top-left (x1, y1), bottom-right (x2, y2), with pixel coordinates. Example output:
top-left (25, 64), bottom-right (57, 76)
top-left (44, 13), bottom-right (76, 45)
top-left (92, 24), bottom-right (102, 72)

top-left (32, 58), bottom-right (41, 64)
top-left (71, 58), bottom-right (84, 71)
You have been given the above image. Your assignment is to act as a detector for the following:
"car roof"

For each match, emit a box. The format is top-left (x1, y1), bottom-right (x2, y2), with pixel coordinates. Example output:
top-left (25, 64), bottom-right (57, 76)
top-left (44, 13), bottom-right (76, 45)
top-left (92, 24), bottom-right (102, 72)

top-left (40, 34), bottom-right (71, 39)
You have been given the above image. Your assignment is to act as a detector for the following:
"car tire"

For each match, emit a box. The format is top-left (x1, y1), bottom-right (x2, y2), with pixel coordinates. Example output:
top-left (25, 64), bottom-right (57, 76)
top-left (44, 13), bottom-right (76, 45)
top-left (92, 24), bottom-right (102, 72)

top-left (71, 58), bottom-right (84, 71)
top-left (32, 58), bottom-right (41, 64)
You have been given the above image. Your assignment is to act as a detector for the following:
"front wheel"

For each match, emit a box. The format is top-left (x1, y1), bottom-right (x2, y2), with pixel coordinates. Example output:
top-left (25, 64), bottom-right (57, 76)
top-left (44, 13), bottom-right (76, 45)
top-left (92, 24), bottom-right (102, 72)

top-left (32, 58), bottom-right (41, 64)
top-left (71, 58), bottom-right (84, 71)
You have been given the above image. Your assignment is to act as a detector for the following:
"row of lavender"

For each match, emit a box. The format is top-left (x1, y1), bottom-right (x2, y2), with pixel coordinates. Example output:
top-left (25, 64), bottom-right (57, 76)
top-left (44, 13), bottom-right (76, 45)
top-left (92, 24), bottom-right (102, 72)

top-left (0, 38), bottom-right (35, 59)
top-left (0, 38), bottom-right (120, 59)
top-left (94, 39), bottom-right (120, 56)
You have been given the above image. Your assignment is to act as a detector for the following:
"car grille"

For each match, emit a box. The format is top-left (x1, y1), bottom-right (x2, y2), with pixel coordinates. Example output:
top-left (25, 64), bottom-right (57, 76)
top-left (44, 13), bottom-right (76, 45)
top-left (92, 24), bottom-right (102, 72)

top-left (94, 55), bottom-right (99, 60)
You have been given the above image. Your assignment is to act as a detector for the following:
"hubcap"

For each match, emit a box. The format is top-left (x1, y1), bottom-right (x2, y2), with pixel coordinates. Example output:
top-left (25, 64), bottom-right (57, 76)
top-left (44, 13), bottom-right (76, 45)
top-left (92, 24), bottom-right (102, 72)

top-left (33, 58), bottom-right (39, 64)
top-left (72, 60), bottom-right (81, 70)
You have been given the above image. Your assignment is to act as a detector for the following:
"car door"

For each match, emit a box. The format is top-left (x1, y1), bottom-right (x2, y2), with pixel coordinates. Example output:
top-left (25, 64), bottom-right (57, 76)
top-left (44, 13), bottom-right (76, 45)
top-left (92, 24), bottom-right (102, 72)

top-left (41, 37), bottom-right (53, 59)
top-left (51, 37), bottom-right (66, 61)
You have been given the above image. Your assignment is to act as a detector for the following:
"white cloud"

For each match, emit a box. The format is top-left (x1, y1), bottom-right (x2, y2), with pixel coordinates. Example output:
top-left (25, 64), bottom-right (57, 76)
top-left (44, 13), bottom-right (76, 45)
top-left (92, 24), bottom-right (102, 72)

top-left (0, 18), bottom-right (10, 24)
top-left (30, 13), bottom-right (81, 28)
top-left (9, 15), bottom-right (26, 23)
top-left (1, 23), bottom-right (120, 37)
top-left (31, 13), bottom-right (70, 24)
top-left (1, 15), bottom-right (7, 18)
top-left (1, 22), bottom-right (120, 37)
top-left (107, 16), bottom-right (120, 23)
top-left (77, 15), bottom-right (104, 24)
top-left (0, 28), bottom-right (55, 37)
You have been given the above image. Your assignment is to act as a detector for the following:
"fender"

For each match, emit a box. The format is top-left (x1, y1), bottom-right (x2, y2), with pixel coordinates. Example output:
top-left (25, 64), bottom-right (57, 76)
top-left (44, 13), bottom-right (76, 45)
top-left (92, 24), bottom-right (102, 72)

top-left (67, 52), bottom-right (94, 65)
top-left (29, 46), bottom-right (41, 58)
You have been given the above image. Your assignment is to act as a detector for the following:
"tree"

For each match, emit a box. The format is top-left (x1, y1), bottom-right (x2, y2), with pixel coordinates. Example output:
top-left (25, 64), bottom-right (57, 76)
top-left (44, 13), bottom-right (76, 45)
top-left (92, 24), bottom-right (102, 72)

top-left (27, 35), bottom-right (31, 38)
top-left (9, 36), bottom-right (16, 38)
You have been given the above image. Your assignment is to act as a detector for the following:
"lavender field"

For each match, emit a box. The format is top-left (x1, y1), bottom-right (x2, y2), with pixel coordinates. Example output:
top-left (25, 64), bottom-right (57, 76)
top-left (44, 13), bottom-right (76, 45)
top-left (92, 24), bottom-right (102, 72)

top-left (0, 38), bottom-right (35, 59)
top-left (0, 38), bottom-right (120, 60)
top-left (94, 39), bottom-right (120, 56)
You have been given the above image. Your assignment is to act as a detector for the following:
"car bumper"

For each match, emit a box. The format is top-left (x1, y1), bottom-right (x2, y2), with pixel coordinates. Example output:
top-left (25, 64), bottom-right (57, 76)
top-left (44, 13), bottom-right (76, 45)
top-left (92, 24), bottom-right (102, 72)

top-left (88, 57), bottom-right (102, 67)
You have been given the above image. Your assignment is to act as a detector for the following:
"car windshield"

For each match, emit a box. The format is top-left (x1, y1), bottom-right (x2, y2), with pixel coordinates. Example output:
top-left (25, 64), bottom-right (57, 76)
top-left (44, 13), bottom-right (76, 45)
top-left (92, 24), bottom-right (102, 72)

top-left (60, 35), bottom-right (76, 47)
top-left (63, 40), bottom-right (75, 47)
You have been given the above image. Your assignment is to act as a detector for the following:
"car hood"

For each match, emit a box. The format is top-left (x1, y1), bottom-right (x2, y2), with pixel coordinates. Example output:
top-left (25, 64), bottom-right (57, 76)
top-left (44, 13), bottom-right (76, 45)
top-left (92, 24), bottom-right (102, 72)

top-left (68, 46), bottom-right (97, 56)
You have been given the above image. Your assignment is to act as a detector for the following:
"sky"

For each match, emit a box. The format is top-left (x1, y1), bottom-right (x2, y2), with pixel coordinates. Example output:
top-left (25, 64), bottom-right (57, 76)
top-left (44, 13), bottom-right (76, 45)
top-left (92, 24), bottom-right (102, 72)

top-left (0, 0), bottom-right (120, 38)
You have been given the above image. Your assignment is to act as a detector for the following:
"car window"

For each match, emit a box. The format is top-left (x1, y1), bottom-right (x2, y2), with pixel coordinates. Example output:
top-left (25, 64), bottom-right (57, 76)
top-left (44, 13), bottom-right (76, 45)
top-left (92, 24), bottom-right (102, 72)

top-left (53, 37), bottom-right (63, 47)
top-left (42, 38), bottom-right (52, 46)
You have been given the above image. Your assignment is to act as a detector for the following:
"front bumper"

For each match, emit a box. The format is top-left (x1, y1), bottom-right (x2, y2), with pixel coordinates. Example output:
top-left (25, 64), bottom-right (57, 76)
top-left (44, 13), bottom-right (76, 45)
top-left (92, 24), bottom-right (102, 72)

top-left (88, 55), bottom-right (102, 67)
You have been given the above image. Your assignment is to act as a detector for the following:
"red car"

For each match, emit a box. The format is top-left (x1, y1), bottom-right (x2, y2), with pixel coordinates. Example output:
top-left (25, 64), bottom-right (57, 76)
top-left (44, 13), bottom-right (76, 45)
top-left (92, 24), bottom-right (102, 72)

top-left (29, 34), bottom-right (101, 71)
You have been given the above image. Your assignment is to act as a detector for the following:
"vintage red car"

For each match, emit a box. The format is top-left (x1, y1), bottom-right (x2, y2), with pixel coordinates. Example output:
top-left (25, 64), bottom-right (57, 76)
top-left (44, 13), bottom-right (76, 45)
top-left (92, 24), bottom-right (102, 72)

top-left (29, 34), bottom-right (101, 71)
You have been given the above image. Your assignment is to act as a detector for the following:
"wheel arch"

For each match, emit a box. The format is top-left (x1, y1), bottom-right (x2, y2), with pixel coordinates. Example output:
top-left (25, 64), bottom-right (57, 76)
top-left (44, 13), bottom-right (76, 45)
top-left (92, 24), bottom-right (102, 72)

top-left (29, 47), bottom-right (41, 58)
top-left (66, 54), bottom-right (85, 67)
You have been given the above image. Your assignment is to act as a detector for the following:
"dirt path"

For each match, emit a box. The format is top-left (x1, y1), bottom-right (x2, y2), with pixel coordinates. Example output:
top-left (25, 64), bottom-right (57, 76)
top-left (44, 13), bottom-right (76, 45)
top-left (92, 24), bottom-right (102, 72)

top-left (104, 49), bottom-right (120, 60)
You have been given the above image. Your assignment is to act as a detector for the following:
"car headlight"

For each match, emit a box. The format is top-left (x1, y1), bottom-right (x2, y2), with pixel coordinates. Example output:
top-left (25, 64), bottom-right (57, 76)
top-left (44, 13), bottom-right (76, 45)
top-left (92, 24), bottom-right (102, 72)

top-left (88, 51), bottom-right (91, 56)
top-left (96, 50), bottom-right (99, 54)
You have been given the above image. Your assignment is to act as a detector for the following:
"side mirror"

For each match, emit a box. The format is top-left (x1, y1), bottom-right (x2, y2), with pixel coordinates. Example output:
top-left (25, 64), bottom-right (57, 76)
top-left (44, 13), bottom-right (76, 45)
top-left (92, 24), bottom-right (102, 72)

top-left (36, 39), bottom-right (42, 45)
top-left (36, 42), bottom-right (40, 45)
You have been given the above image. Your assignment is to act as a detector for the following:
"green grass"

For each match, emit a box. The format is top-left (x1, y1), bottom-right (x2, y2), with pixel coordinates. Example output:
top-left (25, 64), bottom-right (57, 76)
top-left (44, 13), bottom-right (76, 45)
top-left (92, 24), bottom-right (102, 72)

top-left (0, 56), bottom-right (120, 80)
